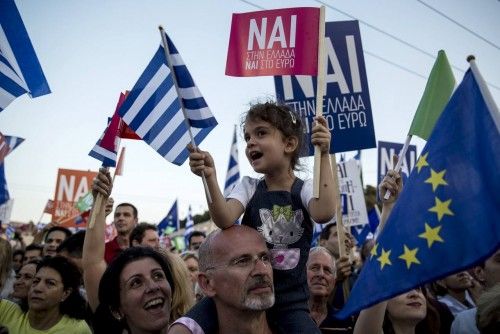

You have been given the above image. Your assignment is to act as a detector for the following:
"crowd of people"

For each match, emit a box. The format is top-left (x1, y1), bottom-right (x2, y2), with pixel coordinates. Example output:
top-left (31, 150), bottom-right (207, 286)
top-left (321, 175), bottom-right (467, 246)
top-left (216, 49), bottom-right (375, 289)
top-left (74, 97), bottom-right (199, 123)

top-left (1, 102), bottom-right (499, 333)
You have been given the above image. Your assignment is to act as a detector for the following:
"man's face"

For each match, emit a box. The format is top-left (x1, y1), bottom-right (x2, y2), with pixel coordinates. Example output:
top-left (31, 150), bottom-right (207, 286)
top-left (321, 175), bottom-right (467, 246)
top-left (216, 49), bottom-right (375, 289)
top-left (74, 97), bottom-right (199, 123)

top-left (140, 229), bottom-right (160, 249)
top-left (478, 249), bottom-right (500, 289)
top-left (43, 231), bottom-right (67, 257)
top-left (13, 253), bottom-right (24, 272)
top-left (307, 251), bottom-right (336, 298)
top-left (204, 229), bottom-right (274, 312)
top-left (320, 225), bottom-right (353, 259)
top-left (441, 271), bottom-right (472, 291)
top-left (189, 235), bottom-right (205, 251)
top-left (23, 249), bottom-right (42, 265)
top-left (114, 205), bottom-right (137, 235)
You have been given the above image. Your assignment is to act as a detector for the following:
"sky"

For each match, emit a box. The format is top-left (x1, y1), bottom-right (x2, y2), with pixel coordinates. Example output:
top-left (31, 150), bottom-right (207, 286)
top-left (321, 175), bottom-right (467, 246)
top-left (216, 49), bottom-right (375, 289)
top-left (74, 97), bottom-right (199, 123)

top-left (2, 0), bottom-right (499, 224)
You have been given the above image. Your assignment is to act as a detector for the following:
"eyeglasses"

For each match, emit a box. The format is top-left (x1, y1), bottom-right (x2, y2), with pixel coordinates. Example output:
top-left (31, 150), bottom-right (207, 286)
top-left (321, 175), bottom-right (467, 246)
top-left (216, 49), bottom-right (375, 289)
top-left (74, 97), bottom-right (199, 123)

top-left (206, 253), bottom-right (272, 271)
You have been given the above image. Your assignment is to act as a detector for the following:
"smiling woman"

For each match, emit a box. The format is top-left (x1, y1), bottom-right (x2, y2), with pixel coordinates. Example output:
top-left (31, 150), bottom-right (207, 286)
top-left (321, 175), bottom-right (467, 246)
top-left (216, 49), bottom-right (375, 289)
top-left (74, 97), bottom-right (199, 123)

top-left (0, 256), bottom-right (91, 333)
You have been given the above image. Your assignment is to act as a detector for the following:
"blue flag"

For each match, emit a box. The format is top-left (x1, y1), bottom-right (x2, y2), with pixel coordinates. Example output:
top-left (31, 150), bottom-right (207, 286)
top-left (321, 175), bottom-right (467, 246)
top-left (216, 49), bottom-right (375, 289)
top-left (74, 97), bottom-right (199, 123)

top-left (223, 126), bottom-right (240, 197)
top-left (0, 163), bottom-right (8, 206)
top-left (158, 199), bottom-right (178, 236)
top-left (0, 0), bottom-right (50, 112)
top-left (184, 205), bottom-right (194, 245)
top-left (337, 68), bottom-right (500, 318)
top-left (118, 33), bottom-right (217, 165)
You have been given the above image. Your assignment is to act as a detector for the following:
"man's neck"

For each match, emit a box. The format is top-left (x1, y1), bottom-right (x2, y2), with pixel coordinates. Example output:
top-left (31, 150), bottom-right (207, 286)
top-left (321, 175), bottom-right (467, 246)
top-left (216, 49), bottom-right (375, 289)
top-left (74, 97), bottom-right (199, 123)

top-left (448, 289), bottom-right (467, 304)
top-left (217, 308), bottom-right (272, 334)
top-left (309, 296), bottom-right (329, 325)
top-left (28, 308), bottom-right (63, 330)
top-left (116, 233), bottom-right (130, 249)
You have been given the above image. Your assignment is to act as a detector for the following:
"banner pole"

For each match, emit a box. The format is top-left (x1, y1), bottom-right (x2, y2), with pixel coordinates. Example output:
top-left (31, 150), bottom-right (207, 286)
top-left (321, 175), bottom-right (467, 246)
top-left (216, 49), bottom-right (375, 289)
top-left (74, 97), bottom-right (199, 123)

top-left (383, 135), bottom-right (412, 200)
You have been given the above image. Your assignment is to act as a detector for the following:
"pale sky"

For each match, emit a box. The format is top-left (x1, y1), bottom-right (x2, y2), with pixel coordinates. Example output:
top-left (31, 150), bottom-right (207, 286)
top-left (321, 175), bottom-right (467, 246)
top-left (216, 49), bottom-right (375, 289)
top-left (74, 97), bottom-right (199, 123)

top-left (2, 0), bottom-right (499, 224)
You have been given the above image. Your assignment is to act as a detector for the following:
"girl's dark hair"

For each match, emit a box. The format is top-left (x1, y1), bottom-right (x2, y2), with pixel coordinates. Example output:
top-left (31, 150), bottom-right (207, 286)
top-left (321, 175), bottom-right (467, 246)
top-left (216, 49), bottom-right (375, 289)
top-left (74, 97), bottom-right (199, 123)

top-left (93, 247), bottom-right (175, 334)
top-left (36, 256), bottom-right (86, 319)
top-left (383, 287), bottom-right (440, 334)
top-left (242, 101), bottom-right (305, 171)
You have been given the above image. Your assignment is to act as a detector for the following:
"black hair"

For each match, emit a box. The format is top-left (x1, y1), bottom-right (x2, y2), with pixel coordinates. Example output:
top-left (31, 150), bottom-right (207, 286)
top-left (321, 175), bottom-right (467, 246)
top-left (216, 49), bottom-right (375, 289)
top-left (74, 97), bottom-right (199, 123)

top-left (129, 223), bottom-right (157, 247)
top-left (36, 256), bottom-right (86, 319)
top-left (242, 101), bottom-right (305, 171)
top-left (188, 230), bottom-right (206, 245)
top-left (116, 202), bottom-right (138, 219)
top-left (25, 243), bottom-right (44, 253)
top-left (56, 230), bottom-right (85, 258)
top-left (93, 247), bottom-right (175, 334)
top-left (13, 249), bottom-right (25, 259)
top-left (44, 226), bottom-right (72, 243)
top-left (319, 223), bottom-right (337, 241)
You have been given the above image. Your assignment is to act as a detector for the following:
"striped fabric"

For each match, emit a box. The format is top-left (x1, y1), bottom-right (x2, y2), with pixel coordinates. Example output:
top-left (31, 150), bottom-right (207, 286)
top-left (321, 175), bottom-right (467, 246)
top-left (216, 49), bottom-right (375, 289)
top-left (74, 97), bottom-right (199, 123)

top-left (184, 205), bottom-right (194, 245)
top-left (118, 34), bottom-right (217, 166)
top-left (0, 0), bottom-right (50, 112)
top-left (89, 114), bottom-right (121, 167)
top-left (223, 126), bottom-right (240, 197)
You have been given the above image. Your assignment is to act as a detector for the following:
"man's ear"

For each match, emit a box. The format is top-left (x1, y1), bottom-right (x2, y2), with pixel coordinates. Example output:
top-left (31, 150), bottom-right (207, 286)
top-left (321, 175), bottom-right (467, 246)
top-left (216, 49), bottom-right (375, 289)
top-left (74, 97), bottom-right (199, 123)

top-left (284, 136), bottom-right (298, 154)
top-left (473, 266), bottom-right (486, 285)
top-left (198, 273), bottom-right (216, 297)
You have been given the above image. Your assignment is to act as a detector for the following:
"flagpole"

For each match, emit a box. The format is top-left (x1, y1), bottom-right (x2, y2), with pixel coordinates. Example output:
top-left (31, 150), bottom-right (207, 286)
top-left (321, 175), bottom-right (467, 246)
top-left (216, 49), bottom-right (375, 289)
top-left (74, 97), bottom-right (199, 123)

top-left (313, 6), bottom-right (326, 198)
top-left (468, 55), bottom-right (500, 131)
top-left (382, 135), bottom-right (412, 200)
top-left (88, 166), bottom-right (109, 229)
top-left (159, 26), bottom-right (212, 204)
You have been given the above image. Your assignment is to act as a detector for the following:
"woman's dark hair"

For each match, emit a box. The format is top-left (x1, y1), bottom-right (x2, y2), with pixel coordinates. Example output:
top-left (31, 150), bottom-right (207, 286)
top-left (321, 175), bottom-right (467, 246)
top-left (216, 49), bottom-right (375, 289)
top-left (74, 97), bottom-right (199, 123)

top-left (242, 101), bottom-right (305, 171)
top-left (93, 247), bottom-right (175, 334)
top-left (36, 256), bottom-right (86, 319)
top-left (383, 287), bottom-right (440, 334)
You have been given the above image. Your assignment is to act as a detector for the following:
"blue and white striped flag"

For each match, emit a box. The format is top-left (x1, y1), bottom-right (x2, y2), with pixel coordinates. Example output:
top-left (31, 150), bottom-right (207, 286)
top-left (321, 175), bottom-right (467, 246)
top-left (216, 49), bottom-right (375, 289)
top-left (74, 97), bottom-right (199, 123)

top-left (223, 126), bottom-right (240, 197)
top-left (0, 0), bottom-right (50, 112)
top-left (0, 163), bottom-right (9, 206)
top-left (118, 34), bottom-right (217, 165)
top-left (5, 136), bottom-right (24, 152)
top-left (184, 205), bottom-right (194, 245)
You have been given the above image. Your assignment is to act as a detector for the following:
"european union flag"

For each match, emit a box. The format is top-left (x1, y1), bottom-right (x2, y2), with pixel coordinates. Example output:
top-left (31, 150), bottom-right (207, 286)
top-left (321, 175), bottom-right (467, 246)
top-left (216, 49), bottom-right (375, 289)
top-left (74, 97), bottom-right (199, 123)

top-left (158, 200), bottom-right (178, 236)
top-left (337, 68), bottom-right (500, 318)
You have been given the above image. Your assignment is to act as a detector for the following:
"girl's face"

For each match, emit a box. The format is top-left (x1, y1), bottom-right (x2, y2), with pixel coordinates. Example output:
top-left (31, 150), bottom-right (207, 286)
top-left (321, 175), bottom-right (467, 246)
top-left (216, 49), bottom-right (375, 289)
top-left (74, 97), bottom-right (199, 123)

top-left (386, 288), bottom-right (427, 324)
top-left (118, 257), bottom-right (172, 332)
top-left (12, 263), bottom-right (37, 299)
top-left (244, 118), bottom-right (294, 174)
top-left (29, 267), bottom-right (69, 312)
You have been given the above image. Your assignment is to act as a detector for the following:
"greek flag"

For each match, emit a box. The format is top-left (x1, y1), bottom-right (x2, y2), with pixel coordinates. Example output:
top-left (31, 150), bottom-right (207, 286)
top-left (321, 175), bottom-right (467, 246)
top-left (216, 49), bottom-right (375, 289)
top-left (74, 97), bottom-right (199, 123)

top-left (184, 205), bottom-right (194, 245)
top-left (118, 34), bottom-right (217, 165)
top-left (0, 0), bottom-right (50, 112)
top-left (89, 113), bottom-right (121, 167)
top-left (223, 126), bottom-right (240, 197)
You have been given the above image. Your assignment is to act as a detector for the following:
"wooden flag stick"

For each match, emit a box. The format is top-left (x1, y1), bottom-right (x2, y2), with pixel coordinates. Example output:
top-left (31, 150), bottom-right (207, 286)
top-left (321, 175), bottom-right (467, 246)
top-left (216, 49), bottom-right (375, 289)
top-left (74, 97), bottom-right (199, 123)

top-left (313, 6), bottom-right (327, 198)
top-left (330, 154), bottom-right (350, 301)
top-left (87, 167), bottom-right (110, 229)
top-left (159, 26), bottom-right (212, 204)
top-left (383, 135), bottom-right (412, 200)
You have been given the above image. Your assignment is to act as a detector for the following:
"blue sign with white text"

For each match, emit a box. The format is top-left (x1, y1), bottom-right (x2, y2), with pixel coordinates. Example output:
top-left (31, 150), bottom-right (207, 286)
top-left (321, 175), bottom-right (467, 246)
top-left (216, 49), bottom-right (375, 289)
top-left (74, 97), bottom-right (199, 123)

top-left (377, 140), bottom-right (417, 196)
top-left (274, 20), bottom-right (376, 155)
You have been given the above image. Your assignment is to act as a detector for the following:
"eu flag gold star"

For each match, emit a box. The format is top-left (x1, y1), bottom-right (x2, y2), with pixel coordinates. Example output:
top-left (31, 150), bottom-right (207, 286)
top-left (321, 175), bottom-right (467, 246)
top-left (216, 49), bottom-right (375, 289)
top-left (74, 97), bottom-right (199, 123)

top-left (377, 248), bottom-right (392, 270)
top-left (429, 197), bottom-right (454, 221)
top-left (415, 152), bottom-right (429, 173)
top-left (425, 169), bottom-right (448, 192)
top-left (398, 245), bottom-right (421, 269)
top-left (418, 223), bottom-right (444, 248)
top-left (370, 243), bottom-right (379, 258)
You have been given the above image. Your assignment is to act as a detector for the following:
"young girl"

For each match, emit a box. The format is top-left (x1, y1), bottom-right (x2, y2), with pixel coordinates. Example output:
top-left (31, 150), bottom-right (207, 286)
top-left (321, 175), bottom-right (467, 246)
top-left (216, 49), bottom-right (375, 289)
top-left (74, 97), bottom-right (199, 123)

top-left (179, 101), bottom-right (336, 333)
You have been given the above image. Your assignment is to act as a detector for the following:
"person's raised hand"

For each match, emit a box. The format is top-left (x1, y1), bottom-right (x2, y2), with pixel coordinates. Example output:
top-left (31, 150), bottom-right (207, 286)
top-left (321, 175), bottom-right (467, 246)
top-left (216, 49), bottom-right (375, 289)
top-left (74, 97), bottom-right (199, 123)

top-left (188, 144), bottom-right (215, 178)
top-left (311, 115), bottom-right (331, 154)
top-left (92, 167), bottom-right (112, 199)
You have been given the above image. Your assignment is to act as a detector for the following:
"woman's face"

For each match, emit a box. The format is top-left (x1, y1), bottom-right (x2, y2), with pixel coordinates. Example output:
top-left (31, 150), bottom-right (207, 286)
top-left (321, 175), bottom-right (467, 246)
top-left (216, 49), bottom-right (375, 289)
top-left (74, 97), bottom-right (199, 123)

top-left (118, 257), bottom-right (172, 332)
top-left (386, 288), bottom-right (427, 325)
top-left (29, 267), bottom-right (69, 312)
top-left (184, 257), bottom-right (199, 285)
top-left (12, 263), bottom-right (37, 299)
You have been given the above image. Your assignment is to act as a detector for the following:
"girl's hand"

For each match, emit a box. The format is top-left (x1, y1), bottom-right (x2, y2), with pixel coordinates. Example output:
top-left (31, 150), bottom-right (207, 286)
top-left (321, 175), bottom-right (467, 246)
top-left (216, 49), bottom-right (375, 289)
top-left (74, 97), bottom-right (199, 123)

top-left (92, 167), bottom-right (112, 199)
top-left (188, 144), bottom-right (215, 178)
top-left (311, 115), bottom-right (331, 154)
top-left (378, 156), bottom-right (402, 205)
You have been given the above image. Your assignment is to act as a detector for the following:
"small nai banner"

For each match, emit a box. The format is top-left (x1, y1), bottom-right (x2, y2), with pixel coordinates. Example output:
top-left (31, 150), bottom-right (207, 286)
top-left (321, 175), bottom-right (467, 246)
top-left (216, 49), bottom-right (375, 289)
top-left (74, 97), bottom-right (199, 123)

top-left (226, 7), bottom-right (319, 76)
top-left (275, 20), bottom-right (376, 155)
top-left (377, 140), bottom-right (417, 195)
top-left (338, 159), bottom-right (368, 227)
top-left (52, 168), bottom-right (97, 227)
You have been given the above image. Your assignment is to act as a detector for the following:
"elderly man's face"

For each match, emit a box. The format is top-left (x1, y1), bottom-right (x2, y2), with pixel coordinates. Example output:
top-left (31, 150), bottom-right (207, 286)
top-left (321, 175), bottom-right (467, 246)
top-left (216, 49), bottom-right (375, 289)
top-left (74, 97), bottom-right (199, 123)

top-left (205, 229), bottom-right (274, 311)
top-left (307, 251), bottom-right (336, 297)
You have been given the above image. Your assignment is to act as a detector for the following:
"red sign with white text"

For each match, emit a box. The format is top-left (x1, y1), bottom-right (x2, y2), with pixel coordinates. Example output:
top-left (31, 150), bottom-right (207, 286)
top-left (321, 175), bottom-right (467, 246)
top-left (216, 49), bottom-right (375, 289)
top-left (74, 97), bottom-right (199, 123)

top-left (226, 7), bottom-right (319, 76)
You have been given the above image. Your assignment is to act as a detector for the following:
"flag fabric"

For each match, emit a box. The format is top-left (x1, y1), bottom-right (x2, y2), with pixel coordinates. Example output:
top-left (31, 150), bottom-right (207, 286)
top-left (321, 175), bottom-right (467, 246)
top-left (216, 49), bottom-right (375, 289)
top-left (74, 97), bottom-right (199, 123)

top-left (0, 0), bottom-right (50, 112)
top-left (117, 34), bottom-right (217, 166)
top-left (0, 163), bottom-right (9, 206)
top-left (184, 205), bottom-right (194, 245)
top-left (89, 93), bottom-right (128, 167)
top-left (0, 133), bottom-right (9, 163)
top-left (75, 192), bottom-right (93, 213)
top-left (223, 127), bottom-right (240, 197)
top-left (43, 199), bottom-right (54, 214)
top-left (114, 147), bottom-right (126, 176)
top-left (408, 50), bottom-right (455, 140)
top-left (337, 68), bottom-right (500, 318)
top-left (157, 199), bottom-right (178, 236)
top-left (5, 135), bottom-right (24, 152)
